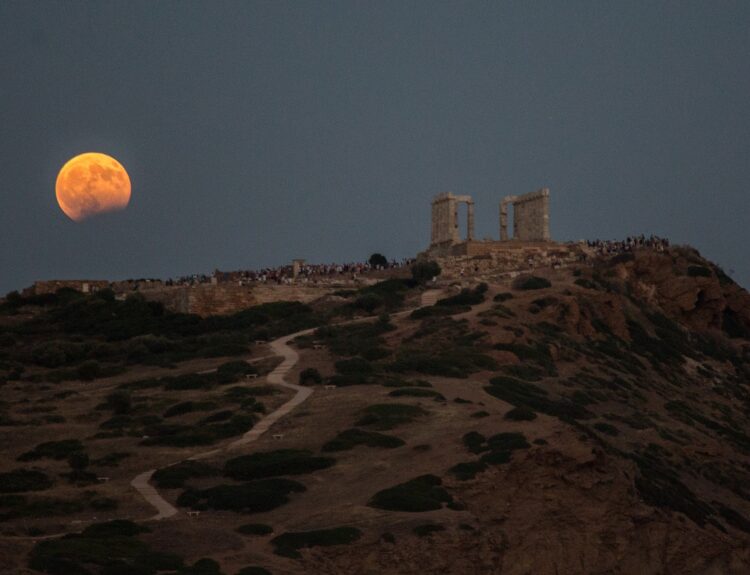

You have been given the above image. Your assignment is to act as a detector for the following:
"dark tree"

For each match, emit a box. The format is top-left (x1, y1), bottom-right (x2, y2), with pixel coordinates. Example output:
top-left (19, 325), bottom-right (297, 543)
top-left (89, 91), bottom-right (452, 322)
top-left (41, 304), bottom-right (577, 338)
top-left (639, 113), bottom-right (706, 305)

top-left (369, 253), bottom-right (388, 268)
top-left (411, 261), bottom-right (441, 284)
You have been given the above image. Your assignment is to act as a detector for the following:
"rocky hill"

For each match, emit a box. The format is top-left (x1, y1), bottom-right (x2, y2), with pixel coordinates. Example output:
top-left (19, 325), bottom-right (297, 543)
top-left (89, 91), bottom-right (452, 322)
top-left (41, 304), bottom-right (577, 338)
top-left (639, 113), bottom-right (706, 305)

top-left (1, 246), bottom-right (750, 574)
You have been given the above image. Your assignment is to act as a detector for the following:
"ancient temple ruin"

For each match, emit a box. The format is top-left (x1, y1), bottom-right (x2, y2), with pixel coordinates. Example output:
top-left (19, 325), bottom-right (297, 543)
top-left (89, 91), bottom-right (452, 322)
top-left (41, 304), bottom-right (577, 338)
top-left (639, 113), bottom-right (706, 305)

top-left (430, 193), bottom-right (475, 247)
top-left (422, 187), bottom-right (577, 275)
top-left (500, 188), bottom-right (550, 241)
top-left (429, 188), bottom-right (550, 253)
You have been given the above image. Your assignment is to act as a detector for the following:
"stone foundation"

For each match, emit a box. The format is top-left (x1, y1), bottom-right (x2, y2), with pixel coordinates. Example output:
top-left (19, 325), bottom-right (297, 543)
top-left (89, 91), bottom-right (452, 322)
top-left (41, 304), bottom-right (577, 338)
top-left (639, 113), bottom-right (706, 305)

top-left (421, 241), bottom-right (584, 280)
top-left (136, 283), bottom-right (337, 316)
top-left (23, 280), bottom-right (110, 296)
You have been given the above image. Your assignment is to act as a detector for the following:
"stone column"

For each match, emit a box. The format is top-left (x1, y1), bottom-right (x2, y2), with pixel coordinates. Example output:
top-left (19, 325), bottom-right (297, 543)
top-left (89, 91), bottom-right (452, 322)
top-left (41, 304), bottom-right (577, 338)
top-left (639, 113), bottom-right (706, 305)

top-left (452, 200), bottom-right (460, 243)
top-left (467, 201), bottom-right (475, 241)
top-left (541, 188), bottom-right (550, 241)
top-left (499, 199), bottom-right (509, 241)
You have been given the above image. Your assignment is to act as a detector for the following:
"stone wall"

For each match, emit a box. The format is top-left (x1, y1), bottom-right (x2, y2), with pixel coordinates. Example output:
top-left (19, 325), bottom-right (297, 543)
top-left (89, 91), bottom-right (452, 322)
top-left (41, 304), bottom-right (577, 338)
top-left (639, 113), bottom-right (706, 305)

top-left (136, 283), bottom-right (337, 316)
top-left (426, 241), bottom-right (583, 280)
top-left (24, 280), bottom-right (110, 296)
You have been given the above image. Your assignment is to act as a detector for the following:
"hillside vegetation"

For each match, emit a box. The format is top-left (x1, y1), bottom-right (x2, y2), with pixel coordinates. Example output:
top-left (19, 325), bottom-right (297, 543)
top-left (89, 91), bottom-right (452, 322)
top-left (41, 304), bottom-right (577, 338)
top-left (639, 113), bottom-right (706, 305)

top-left (2, 246), bottom-right (750, 574)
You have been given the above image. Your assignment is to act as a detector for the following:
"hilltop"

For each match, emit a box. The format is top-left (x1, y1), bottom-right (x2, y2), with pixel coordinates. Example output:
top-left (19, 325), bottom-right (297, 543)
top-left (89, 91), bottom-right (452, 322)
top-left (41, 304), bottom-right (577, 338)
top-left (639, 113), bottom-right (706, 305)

top-left (1, 245), bottom-right (750, 574)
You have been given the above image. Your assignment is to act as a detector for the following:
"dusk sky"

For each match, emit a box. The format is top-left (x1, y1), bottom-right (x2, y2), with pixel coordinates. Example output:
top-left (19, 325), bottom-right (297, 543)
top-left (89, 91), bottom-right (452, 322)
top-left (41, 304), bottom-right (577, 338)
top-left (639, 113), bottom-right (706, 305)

top-left (2, 1), bottom-right (749, 294)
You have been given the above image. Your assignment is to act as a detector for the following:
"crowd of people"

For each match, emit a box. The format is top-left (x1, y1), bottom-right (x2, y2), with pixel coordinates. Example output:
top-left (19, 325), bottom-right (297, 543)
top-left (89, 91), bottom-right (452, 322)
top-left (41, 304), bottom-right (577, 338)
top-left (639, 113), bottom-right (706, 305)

top-left (165, 257), bottom-right (416, 286)
top-left (586, 235), bottom-right (670, 256)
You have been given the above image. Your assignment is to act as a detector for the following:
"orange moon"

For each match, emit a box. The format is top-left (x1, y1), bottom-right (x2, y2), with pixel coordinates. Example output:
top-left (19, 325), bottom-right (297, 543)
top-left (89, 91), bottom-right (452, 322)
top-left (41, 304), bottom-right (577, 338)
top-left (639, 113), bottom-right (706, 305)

top-left (55, 152), bottom-right (131, 221)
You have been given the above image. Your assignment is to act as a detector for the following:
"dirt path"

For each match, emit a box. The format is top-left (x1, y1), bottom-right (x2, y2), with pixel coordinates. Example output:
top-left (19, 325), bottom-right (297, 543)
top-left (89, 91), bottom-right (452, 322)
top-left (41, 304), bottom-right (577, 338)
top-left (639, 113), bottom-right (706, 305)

top-left (131, 328), bottom-right (317, 521)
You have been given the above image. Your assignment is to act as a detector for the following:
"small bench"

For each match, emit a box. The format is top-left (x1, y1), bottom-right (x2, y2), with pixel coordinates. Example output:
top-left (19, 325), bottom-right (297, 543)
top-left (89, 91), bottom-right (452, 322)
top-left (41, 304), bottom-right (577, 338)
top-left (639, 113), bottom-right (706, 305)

top-left (187, 511), bottom-right (201, 518)
top-left (324, 384), bottom-right (337, 390)
top-left (272, 433), bottom-right (284, 440)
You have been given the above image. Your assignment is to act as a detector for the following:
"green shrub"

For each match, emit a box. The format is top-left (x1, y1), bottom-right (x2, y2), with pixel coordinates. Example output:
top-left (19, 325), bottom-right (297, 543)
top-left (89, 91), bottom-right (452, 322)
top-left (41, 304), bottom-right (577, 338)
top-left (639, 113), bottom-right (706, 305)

top-left (335, 357), bottom-right (373, 376)
top-left (715, 502), bottom-right (750, 533)
top-left (28, 520), bottom-right (181, 575)
top-left (486, 432), bottom-right (530, 451)
top-left (81, 519), bottom-right (149, 538)
top-left (485, 377), bottom-right (592, 421)
top-left (462, 431), bottom-right (487, 454)
top-left (90, 497), bottom-right (117, 511)
top-left (479, 451), bottom-right (512, 465)
top-left (77, 360), bottom-right (102, 381)
top-left (411, 261), bottom-right (441, 284)
top-left (388, 348), bottom-right (497, 378)
top-left (593, 422), bottom-right (619, 436)
top-left (271, 527), bottom-right (362, 558)
top-left (19, 439), bottom-right (84, 461)
top-left (321, 428), bottom-right (404, 452)
top-left (104, 390), bottom-right (132, 415)
top-left (164, 401), bottom-right (203, 418)
top-left (152, 461), bottom-right (218, 489)
top-left (448, 461), bottom-right (488, 481)
top-left (200, 410), bottom-right (234, 424)
top-left (410, 305), bottom-right (469, 319)
top-left (471, 410), bottom-right (490, 418)
top-left (574, 278), bottom-right (598, 290)
top-left (30, 342), bottom-right (74, 368)
top-left (237, 523), bottom-right (274, 536)
top-left (141, 415), bottom-right (255, 447)
top-left (178, 478), bottom-right (305, 513)
top-left (236, 567), bottom-right (272, 575)
top-left (355, 404), bottom-right (427, 430)
top-left (314, 320), bottom-right (393, 358)
top-left (632, 453), bottom-right (713, 527)
top-left (455, 431), bottom-right (530, 473)
top-left (387, 388), bottom-right (445, 400)
top-left (493, 292), bottom-right (513, 302)
top-left (178, 558), bottom-right (224, 575)
top-left (368, 475), bottom-right (452, 512)
top-left (163, 373), bottom-right (215, 391)
top-left (436, 285), bottom-right (485, 307)
top-left (224, 450), bottom-right (335, 481)
top-left (687, 265), bottom-right (712, 278)
top-left (413, 523), bottom-right (445, 537)
top-left (225, 385), bottom-right (279, 398)
top-left (380, 377), bottom-right (431, 388)
top-left (501, 364), bottom-right (545, 381)
top-left (354, 293), bottom-right (384, 313)
top-left (0, 469), bottom-right (53, 493)
top-left (357, 279), bottom-right (414, 310)
top-left (91, 452), bottom-right (130, 467)
top-left (513, 276), bottom-right (551, 290)
top-left (299, 368), bottom-right (322, 386)
top-left (504, 406), bottom-right (537, 421)
top-left (216, 360), bottom-right (257, 384)
top-left (67, 451), bottom-right (91, 474)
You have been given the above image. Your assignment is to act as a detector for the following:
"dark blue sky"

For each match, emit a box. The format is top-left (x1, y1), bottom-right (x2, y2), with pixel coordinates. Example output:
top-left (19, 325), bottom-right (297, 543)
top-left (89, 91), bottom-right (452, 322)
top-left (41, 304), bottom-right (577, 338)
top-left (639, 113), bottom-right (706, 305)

top-left (2, 1), bottom-right (749, 293)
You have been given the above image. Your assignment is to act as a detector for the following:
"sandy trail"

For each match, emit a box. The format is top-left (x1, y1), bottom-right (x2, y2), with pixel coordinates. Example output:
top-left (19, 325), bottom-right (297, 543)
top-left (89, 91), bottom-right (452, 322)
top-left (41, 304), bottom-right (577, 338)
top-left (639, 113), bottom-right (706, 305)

top-left (131, 328), bottom-right (316, 520)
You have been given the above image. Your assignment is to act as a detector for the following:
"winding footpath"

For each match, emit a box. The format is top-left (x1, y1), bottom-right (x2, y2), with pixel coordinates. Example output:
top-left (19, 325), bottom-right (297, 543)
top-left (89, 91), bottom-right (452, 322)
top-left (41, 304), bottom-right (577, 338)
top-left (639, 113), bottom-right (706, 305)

top-left (131, 327), bottom-right (317, 521)
top-left (131, 290), bottom-right (444, 521)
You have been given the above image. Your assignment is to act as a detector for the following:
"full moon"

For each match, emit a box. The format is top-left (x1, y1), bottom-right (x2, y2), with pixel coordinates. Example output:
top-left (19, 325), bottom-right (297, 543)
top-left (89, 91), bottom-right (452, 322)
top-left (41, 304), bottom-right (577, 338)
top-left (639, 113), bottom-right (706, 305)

top-left (55, 152), bottom-right (131, 221)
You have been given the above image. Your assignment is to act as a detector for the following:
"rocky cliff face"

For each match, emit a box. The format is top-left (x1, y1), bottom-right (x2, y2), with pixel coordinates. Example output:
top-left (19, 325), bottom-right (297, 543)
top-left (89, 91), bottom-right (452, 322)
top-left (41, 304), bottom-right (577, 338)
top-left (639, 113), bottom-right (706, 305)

top-left (615, 247), bottom-right (750, 337)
